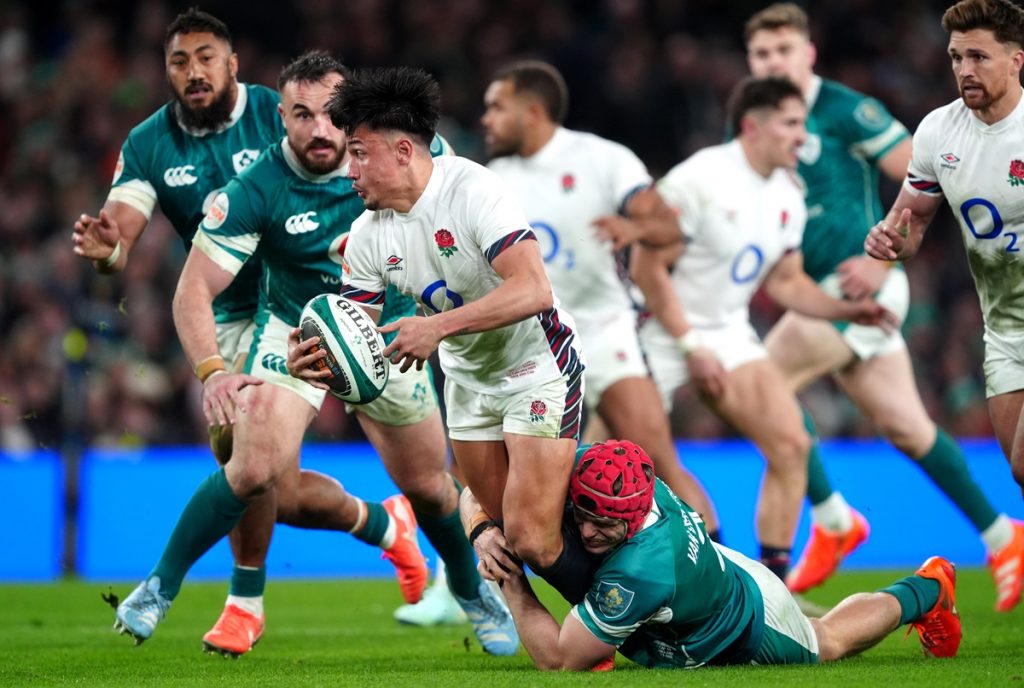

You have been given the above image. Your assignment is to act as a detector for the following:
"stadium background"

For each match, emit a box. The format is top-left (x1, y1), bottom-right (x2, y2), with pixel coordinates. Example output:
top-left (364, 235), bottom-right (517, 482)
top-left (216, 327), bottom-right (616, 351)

top-left (0, 0), bottom-right (1015, 580)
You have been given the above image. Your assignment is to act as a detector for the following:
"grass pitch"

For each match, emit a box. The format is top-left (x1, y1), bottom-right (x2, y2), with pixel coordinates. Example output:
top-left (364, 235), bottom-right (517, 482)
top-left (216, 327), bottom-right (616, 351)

top-left (1, 568), bottom-right (1021, 687)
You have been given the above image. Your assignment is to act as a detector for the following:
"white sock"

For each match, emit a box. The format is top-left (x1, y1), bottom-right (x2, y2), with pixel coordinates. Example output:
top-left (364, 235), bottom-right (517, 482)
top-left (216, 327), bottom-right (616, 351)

top-left (811, 492), bottom-right (854, 533)
top-left (981, 514), bottom-right (1015, 554)
top-left (227, 594), bottom-right (264, 618)
top-left (379, 513), bottom-right (398, 549)
top-left (433, 561), bottom-right (449, 590)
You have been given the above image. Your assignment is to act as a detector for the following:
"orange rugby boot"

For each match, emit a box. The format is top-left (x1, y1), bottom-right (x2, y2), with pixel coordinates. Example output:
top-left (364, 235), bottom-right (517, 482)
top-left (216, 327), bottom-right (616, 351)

top-left (786, 508), bottom-right (869, 593)
top-left (987, 519), bottom-right (1024, 612)
top-left (202, 604), bottom-right (265, 658)
top-left (381, 494), bottom-right (429, 604)
top-left (907, 556), bottom-right (960, 659)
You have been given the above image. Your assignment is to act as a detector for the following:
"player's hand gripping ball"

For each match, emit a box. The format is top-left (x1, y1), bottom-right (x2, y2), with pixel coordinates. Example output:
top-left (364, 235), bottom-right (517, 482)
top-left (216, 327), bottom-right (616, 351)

top-left (299, 294), bottom-right (389, 403)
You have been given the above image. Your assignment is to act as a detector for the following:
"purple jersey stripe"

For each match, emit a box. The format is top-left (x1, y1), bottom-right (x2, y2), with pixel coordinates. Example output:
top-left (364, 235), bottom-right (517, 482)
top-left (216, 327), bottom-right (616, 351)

top-left (339, 285), bottom-right (386, 306)
top-left (485, 229), bottom-right (537, 263)
top-left (559, 368), bottom-right (584, 439)
top-left (536, 308), bottom-right (581, 376)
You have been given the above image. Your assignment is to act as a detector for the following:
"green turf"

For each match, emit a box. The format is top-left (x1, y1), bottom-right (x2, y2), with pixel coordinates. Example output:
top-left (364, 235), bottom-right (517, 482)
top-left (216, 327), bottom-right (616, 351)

top-left (0, 568), bottom-right (1021, 687)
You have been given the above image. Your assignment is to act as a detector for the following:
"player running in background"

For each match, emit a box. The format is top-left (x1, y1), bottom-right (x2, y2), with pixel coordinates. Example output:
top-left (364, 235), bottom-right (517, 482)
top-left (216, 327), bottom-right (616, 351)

top-left (865, 0), bottom-right (1024, 611)
top-left (462, 440), bottom-right (961, 670)
top-left (107, 53), bottom-right (451, 656)
top-left (633, 76), bottom-right (892, 594)
top-left (747, 3), bottom-right (1024, 610)
top-left (70, 8), bottom-right (301, 654)
top-left (300, 65), bottom-right (599, 608)
top-left (480, 60), bottom-right (720, 538)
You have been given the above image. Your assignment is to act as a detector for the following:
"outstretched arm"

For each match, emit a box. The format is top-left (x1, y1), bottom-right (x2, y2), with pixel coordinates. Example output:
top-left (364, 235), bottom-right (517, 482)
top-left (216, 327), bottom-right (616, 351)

top-left (864, 183), bottom-right (944, 262)
top-left (72, 200), bottom-right (149, 274)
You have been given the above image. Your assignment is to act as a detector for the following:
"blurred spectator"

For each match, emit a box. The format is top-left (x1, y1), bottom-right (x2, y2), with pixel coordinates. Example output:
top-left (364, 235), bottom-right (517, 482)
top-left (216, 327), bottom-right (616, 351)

top-left (0, 0), bottom-right (985, 449)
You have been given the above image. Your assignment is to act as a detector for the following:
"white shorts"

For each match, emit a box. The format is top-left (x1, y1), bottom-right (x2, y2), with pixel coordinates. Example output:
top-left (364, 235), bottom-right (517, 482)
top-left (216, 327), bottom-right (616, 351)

top-left (577, 311), bottom-right (649, 409)
top-left (444, 368), bottom-right (584, 442)
top-left (640, 320), bottom-right (766, 411)
top-left (818, 267), bottom-right (908, 361)
top-left (246, 313), bottom-right (326, 410)
top-left (718, 545), bottom-right (819, 665)
top-left (983, 325), bottom-right (1024, 397)
top-left (216, 318), bottom-right (256, 371)
top-left (348, 362), bottom-right (439, 426)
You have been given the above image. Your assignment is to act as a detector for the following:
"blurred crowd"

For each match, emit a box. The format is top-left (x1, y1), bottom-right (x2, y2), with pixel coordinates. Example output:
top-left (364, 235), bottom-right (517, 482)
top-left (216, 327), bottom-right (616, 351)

top-left (0, 0), bottom-right (992, 453)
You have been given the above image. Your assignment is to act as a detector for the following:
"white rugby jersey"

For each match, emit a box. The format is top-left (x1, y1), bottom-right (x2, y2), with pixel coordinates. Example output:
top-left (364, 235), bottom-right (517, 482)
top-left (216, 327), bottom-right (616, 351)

top-left (341, 155), bottom-right (582, 394)
top-left (487, 127), bottom-right (653, 331)
top-left (906, 92), bottom-right (1024, 334)
top-left (656, 141), bottom-right (805, 329)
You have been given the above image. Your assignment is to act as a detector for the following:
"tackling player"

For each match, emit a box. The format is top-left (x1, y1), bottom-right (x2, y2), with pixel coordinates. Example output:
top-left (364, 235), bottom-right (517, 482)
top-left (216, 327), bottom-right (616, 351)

top-left (865, 0), bottom-right (1024, 610)
top-left (633, 76), bottom-right (892, 595)
top-left (747, 2), bottom-right (1024, 610)
top-left (480, 59), bottom-right (720, 541)
top-left (463, 440), bottom-right (961, 670)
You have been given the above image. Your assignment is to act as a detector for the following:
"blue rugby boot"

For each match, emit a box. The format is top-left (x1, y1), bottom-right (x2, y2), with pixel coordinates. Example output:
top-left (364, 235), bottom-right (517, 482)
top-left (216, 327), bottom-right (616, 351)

top-left (113, 577), bottom-right (171, 645)
top-left (454, 581), bottom-right (519, 656)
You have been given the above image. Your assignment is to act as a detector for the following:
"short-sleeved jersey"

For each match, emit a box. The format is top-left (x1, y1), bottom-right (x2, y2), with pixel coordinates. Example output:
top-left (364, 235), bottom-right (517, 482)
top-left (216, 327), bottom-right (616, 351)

top-left (487, 127), bottom-right (652, 331)
top-left (341, 155), bottom-right (582, 394)
top-left (570, 481), bottom-right (764, 668)
top-left (797, 77), bottom-right (909, 281)
top-left (657, 141), bottom-right (805, 329)
top-left (108, 83), bottom-right (283, 322)
top-left (191, 134), bottom-right (453, 332)
top-left (907, 93), bottom-right (1024, 335)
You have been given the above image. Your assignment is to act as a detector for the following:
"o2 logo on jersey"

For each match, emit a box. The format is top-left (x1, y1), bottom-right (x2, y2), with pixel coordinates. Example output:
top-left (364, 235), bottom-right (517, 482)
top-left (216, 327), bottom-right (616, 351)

top-left (420, 279), bottom-right (464, 314)
top-left (960, 198), bottom-right (1019, 253)
top-left (530, 221), bottom-right (575, 270)
top-left (730, 244), bottom-right (765, 284)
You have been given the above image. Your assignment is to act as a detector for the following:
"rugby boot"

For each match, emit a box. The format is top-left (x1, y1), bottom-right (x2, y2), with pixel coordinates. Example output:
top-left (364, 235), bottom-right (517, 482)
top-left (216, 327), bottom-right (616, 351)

top-left (454, 581), bottom-right (519, 656)
top-left (987, 519), bottom-right (1024, 612)
top-left (202, 604), bottom-right (265, 658)
top-left (113, 577), bottom-right (171, 645)
top-left (907, 556), bottom-right (960, 658)
top-left (381, 495), bottom-right (429, 604)
top-left (786, 508), bottom-right (870, 593)
top-left (394, 579), bottom-right (467, 626)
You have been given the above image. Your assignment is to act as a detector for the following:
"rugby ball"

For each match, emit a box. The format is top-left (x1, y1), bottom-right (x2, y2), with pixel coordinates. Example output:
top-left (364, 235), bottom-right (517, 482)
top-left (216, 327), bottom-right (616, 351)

top-left (299, 294), bottom-right (389, 404)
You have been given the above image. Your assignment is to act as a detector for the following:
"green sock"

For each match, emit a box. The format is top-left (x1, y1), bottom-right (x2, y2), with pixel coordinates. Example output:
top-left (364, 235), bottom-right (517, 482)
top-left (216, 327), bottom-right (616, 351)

top-left (415, 505), bottom-right (481, 599)
top-left (879, 575), bottom-right (940, 625)
top-left (803, 406), bottom-right (834, 506)
top-left (353, 501), bottom-right (389, 546)
top-left (229, 565), bottom-right (266, 598)
top-left (150, 468), bottom-right (248, 600)
top-left (914, 430), bottom-right (999, 531)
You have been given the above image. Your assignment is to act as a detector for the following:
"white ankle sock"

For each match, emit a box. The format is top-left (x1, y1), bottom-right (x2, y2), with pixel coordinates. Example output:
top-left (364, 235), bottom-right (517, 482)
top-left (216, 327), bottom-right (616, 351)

top-left (811, 492), bottom-right (854, 533)
top-left (379, 514), bottom-right (397, 549)
top-left (227, 594), bottom-right (263, 618)
top-left (981, 514), bottom-right (1014, 554)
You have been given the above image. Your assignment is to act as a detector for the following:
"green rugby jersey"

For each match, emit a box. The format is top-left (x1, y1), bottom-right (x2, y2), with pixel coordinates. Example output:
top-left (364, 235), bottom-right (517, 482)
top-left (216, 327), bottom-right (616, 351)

top-left (193, 135), bottom-right (453, 334)
top-left (571, 480), bottom-right (765, 668)
top-left (798, 77), bottom-right (908, 281)
top-left (109, 83), bottom-right (283, 322)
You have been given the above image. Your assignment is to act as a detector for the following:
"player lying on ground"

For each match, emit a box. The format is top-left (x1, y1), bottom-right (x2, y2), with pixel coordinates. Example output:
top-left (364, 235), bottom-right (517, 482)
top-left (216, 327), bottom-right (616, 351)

top-left (462, 440), bottom-right (962, 670)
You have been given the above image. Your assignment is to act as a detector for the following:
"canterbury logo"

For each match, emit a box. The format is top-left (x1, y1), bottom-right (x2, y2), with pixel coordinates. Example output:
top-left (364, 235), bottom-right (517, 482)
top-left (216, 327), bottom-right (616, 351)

top-left (285, 211), bottom-right (319, 235)
top-left (163, 165), bottom-right (198, 187)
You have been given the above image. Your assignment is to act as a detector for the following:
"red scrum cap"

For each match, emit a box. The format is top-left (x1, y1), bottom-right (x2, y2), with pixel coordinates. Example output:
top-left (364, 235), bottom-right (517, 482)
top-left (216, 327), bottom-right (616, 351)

top-left (570, 440), bottom-right (656, 539)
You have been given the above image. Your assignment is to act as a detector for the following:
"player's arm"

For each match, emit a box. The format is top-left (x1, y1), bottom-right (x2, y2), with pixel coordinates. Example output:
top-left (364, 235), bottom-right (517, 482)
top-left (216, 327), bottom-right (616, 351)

top-left (763, 250), bottom-right (896, 328)
top-left (877, 137), bottom-right (913, 184)
top-left (72, 200), bottom-right (149, 274)
top-left (864, 183), bottom-right (944, 262)
top-left (501, 572), bottom-right (615, 671)
top-left (593, 187), bottom-right (683, 250)
top-left (379, 239), bottom-right (553, 372)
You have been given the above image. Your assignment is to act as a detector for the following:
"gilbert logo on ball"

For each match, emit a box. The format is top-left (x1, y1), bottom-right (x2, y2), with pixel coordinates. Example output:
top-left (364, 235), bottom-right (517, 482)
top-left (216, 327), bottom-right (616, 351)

top-left (299, 294), bottom-right (389, 404)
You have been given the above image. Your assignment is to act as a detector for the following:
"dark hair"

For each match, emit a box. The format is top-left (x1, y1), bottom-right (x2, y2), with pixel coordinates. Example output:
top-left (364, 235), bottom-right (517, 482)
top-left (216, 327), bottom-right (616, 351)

top-left (743, 3), bottom-right (810, 44)
top-left (491, 60), bottom-right (569, 124)
top-left (727, 76), bottom-right (804, 135)
top-left (942, 0), bottom-right (1024, 46)
top-left (278, 50), bottom-right (348, 90)
top-left (164, 7), bottom-right (232, 51)
top-left (327, 66), bottom-right (440, 147)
